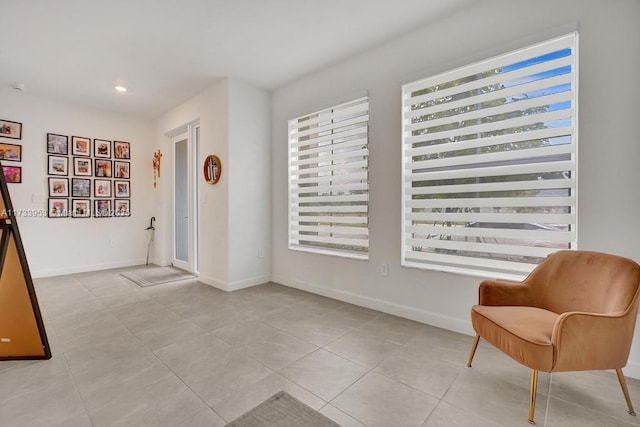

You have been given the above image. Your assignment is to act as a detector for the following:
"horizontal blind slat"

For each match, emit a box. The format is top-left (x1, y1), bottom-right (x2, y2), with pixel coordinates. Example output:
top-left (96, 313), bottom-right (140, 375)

top-left (405, 224), bottom-right (575, 243)
top-left (292, 171), bottom-right (368, 185)
top-left (402, 34), bottom-right (574, 94)
top-left (405, 237), bottom-right (559, 258)
top-left (404, 109), bottom-right (572, 145)
top-left (291, 215), bottom-right (368, 224)
top-left (406, 177), bottom-right (574, 195)
top-left (405, 211), bottom-right (575, 224)
top-left (292, 147), bottom-right (368, 167)
top-left (291, 234), bottom-right (368, 247)
top-left (405, 72), bottom-right (573, 122)
top-left (291, 137), bottom-right (367, 158)
top-left (406, 160), bottom-right (574, 182)
top-left (404, 127), bottom-right (571, 156)
top-left (291, 114), bottom-right (369, 140)
top-left (406, 143), bottom-right (574, 171)
top-left (290, 102), bottom-right (369, 131)
top-left (291, 127), bottom-right (367, 149)
top-left (405, 196), bottom-right (575, 209)
top-left (403, 250), bottom-right (537, 273)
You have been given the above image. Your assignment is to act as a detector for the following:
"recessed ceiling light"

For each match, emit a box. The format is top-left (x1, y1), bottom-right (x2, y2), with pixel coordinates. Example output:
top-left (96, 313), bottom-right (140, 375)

top-left (114, 85), bottom-right (128, 93)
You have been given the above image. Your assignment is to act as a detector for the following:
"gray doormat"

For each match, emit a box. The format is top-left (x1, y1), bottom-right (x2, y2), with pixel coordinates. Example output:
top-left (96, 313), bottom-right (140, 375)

top-left (121, 266), bottom-right (196, 287)
top-left (225, 391), bottom-right (340, 427)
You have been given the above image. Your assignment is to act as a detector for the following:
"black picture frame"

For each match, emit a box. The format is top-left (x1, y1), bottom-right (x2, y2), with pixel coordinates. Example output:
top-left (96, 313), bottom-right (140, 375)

top-left (71, 136), bottom-right (91, 157)
top-left (114, 180), bottom-right (130, 198)
top-left (113, 141), bottom-right (130, 159)
top-left (0, 119), bottom-right (22, 140)
top-left (94, 199), bottom-right (111, 218)
top-left (48, 198), bottom-right (69, 218)
top-left (114, 161), bottom-right (130, 179)
top-left (95, 159), bottom-right (112, 177)
top-left (71, 199), bottom-right (91, 218)
top-left (94, 179), bottom-right (112, 198)
top-left (48, 155), bottom-right (68, 176)
top-left (47, 133), bottom-right (69, 155)
top-left (71, 178), bottom-right (91, 198)
top-left (2, 165), bottom-right (21, 183)
top-left (73, 157), bottom-right (92, 176)
top-left (114, 199), bottom-right (130, 217)
top-left (93, 139), bottom-right (111, 158)
top-left (0, 143), bottom-right (22, 162)
top-left (48, 177), bottom-right (69, 197)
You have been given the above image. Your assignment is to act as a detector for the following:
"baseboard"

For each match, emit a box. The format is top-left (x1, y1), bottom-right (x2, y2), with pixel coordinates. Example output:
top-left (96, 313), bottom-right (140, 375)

top-left (624, 360), bottom-right (640, 380)
top-left (199, 274), bottom-right (271, 292)
top-left (31, 258), bottom-right (147, 278)
top-left (271, 274), bottom-right (475, 337)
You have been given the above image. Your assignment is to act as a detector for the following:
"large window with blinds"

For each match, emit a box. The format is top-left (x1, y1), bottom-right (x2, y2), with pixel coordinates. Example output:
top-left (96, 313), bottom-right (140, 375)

top-left (288, 97), bottom-right (369, 259)
top-left (401, 33), bottom-right (577, 279)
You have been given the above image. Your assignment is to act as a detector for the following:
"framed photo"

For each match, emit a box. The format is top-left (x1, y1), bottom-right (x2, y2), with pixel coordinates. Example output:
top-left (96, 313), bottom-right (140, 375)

top-left (0, 119), bottom-right (22, 140)
top-left (48, 155), bottom-right (68, 176)
top-left (114, 161), bottom-right (130, 179)
top-left (47, 133), bottom-right (69, 155)
top-left (48, 177), bottom-right (69, 197)
top-left (94, 179), bottom-right (112, 198)
top-left (114, 141), bottom-right (130, 159)
top-left (73, 157), bottom-right (92, 176)
top-left (48, 199), bottom-right (69, 218)
top-left (114, 199), bottom-right (130, 217)
top-left (71, 136), bottom-right (91, 157)
top-left (94, 199), bottom-right (111, 218)
top-left (114, 180), bottom-right (130, 198)
top-left (94, 139), bottom-right (111, 158)
top-left (71, 178), bottom-right (91, 197)
top-left (2, 165), bottom-right (21, 183)
top-left (0, 143), bottom-right (22, 161)
top-left (95, 159), bottom-right (112, 177)
top-left (71, 199), bottom-right (91, 218)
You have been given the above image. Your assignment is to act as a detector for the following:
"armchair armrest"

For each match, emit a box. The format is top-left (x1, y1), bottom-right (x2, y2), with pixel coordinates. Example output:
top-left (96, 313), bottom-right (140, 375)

top-left (478, 279), bottom-right (534, 306)
top-left (551, 311), bottom-right (635, 372)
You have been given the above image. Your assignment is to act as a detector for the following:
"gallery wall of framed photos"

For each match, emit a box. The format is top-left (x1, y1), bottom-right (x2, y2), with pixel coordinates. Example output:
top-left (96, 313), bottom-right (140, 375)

top-left (0, 118), bottom-right (23, 184)
top-left (46, 133), bottom-right (131, 218)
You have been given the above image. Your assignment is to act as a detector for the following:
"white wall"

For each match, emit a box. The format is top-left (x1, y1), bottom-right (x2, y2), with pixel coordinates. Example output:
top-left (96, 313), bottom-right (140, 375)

top-left (153, 78), bottom-right (271, 290)
top-left (228, 80), bottom-right (272, 288)
top-left (0, 88), bottom-right (154, 277)
top-left (271, 0), bottom-right (640, 376)
top-left (153, 80), bottom-right (230, 284)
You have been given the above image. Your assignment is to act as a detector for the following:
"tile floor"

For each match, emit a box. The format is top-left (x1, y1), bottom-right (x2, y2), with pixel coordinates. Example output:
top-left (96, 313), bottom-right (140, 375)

top-left (1, 267), bottom-right (639, 426)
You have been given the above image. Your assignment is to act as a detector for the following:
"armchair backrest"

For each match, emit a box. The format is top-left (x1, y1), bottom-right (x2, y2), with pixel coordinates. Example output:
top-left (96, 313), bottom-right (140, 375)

top-left (525, 250), bottom-right (640, 315)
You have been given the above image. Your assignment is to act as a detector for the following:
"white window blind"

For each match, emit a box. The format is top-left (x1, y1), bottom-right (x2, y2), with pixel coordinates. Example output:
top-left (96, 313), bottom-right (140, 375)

top-left (401, 33), bottom-right (577, 279)
top-left (288, 97), bottom-right (369, 259)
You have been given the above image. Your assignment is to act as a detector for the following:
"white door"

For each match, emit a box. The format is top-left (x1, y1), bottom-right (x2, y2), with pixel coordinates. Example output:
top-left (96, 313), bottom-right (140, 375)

top-left (172, 124), bottom-right (199, 272)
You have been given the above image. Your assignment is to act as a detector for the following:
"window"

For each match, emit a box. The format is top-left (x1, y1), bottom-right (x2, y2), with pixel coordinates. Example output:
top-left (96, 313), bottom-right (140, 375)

top-left (288, 97), bottom-right (369, 259)
top-left (401, 33), bottom-right (577, 279)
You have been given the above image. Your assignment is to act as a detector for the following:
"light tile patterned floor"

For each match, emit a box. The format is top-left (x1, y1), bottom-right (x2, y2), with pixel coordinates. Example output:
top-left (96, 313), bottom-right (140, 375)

top-left (1, 268), bottom-right (639, 426)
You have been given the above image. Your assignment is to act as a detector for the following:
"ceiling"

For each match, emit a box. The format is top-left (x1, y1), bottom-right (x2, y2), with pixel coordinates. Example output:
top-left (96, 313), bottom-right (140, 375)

top-left (0, 0), bottom-right (473, 119)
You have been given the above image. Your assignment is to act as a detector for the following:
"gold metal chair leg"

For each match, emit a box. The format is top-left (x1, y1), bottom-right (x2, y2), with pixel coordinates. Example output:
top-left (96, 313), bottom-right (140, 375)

top-left (616, 368), bottom-right (637, 416)
top-left (528, 369), bottom-right (538, 424)
top-left (467, 335), bottom-right (480, 367)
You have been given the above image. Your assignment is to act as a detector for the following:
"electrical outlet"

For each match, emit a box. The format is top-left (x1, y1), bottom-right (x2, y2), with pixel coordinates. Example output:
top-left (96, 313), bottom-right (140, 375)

top-left (258, 248), bottom-right (265, 258)
top-left (380, 263), bottom-right (389, 276)
top-left (32, 193), bottom-right (44, 203)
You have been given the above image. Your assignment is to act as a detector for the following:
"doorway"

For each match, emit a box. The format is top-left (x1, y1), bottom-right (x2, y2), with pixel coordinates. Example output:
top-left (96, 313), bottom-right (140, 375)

top-left (171, 123), bottom-right (199, 273)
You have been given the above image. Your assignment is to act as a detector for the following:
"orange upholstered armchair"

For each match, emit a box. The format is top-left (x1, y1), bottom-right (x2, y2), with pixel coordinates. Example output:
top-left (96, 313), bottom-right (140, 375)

top-left (467, 250), bottom-right (640, 424)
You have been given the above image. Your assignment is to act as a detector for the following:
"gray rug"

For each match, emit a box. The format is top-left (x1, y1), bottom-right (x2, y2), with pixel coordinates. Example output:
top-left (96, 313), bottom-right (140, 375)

top-left (121, 266), bottom-right (196, 287)
top-left (225, 391), bottom-right (340, 427)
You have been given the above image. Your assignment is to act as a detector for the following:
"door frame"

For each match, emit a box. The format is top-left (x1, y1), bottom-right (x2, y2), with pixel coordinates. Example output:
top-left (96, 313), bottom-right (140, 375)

top-left (170, 121), bottom-right (200, 273)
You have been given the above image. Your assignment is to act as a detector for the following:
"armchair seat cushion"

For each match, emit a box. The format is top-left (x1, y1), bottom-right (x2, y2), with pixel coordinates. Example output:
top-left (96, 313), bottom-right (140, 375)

top-left (471, 305), bottom-right (559, 371)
